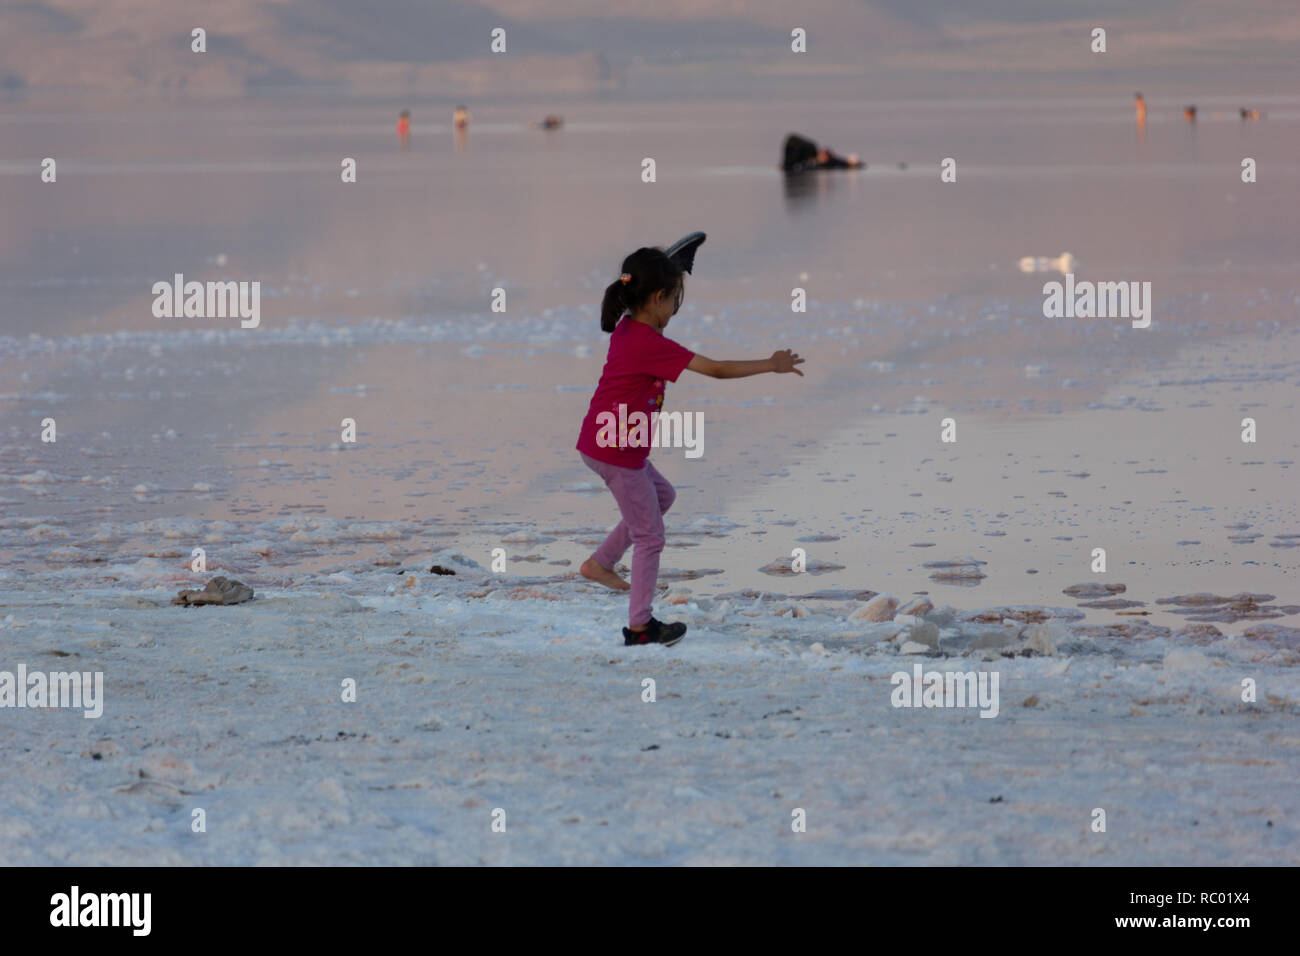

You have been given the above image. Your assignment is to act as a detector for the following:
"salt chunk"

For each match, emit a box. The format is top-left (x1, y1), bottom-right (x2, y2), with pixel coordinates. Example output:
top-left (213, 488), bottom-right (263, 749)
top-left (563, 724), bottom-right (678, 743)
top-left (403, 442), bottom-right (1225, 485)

top-left (852, 594), bottom-right (898, 621)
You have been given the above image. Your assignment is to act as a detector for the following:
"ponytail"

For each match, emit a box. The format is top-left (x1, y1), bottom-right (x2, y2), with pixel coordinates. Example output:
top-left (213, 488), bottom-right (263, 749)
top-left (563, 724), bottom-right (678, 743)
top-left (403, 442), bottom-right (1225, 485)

top-left (600, 279), bottom-right (629, 333)
top-left (599, 247), bottom-right (683, 333)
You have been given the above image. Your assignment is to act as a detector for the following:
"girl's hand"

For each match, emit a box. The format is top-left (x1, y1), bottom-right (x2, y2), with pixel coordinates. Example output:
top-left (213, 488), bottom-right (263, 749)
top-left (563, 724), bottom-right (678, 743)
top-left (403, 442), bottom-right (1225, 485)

top-left (772, 349), bottom-right (805, 376)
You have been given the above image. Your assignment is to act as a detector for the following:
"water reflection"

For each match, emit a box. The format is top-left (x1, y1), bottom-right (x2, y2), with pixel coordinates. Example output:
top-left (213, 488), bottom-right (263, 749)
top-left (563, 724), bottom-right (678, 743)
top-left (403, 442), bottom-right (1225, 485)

top-left (781, 168), bottom-right (857, 214)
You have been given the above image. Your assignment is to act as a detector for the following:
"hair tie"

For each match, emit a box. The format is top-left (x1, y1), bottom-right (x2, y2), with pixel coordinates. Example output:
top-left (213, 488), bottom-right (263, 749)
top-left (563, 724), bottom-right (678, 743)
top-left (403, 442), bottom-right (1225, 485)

top-left (619, 273), bottom-right (632, 284)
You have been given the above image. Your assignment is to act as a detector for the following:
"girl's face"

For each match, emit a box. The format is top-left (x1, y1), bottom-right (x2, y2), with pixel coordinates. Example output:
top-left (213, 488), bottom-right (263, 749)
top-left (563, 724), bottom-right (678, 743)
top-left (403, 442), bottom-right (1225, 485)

top-left (652, 279), bottom-right (684, 329)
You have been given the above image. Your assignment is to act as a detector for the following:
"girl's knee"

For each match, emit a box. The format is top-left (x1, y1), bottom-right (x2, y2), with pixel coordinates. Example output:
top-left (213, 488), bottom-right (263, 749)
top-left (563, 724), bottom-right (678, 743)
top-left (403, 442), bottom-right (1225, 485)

top-left (659, 486), bottom-right (676, 513)
top-left (631, 528), bottom-right (666, 551)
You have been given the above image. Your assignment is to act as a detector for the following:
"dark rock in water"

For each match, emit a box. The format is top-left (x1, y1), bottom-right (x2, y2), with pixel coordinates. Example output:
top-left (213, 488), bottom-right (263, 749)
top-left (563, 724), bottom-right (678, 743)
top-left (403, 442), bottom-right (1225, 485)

top-left (429, 565), bottom-right (457, 575)
top-left (1156, 592), bottom-right (1224, 606)
top-left (1079, 598), bottom-right (1146, 609)
top-left (1063, 583), bottom-right (1126, 598)
top-left (659, 567), bottom-right (724, 581)
top-left (798, 589), bottom-right (879, 602)
top-left (1156, 592), bottom-right (1294, 623)
top-left (930, 569), bottom-right (986, 579)
top-left (1155, 592), bottom-right (1276, 606)
top-left (172, 576), bottom-right (254, 606)
top-left (759, 557), bottom-right (845, 576)
top-left (929, 561), bottom-right (987, 584)
top-left (922, 557), bottom-right (987, 569)
top-left (1183, 604), bottom-right (1300, 624)
top-left (1172, 624), bottom-right (1224, 644)
top-left (1075, 622), bottom-right (1172, 640)
top-left (1240, 623), bottom-right (1300, 645)
top-left (715, 589), bottom-right (785, 602)
top-left (962, 606), bottom-right (1083, 624)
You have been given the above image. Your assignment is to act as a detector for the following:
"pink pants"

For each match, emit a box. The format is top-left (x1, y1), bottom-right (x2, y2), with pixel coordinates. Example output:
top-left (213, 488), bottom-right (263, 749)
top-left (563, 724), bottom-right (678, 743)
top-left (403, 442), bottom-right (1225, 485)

top-left (581, 452), bottom-right (675, 627)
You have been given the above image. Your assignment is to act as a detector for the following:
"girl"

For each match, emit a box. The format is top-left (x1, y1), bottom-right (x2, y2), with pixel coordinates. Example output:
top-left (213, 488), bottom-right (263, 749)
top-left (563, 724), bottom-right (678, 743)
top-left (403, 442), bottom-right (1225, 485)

top-left (575, 246), bottom-right (805, 646)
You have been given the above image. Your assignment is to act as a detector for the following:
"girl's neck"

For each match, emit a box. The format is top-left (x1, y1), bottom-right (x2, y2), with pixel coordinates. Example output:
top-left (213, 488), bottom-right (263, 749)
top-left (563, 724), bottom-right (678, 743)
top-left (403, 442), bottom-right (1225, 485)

top-left (630, 311), bottom-right (662, 332)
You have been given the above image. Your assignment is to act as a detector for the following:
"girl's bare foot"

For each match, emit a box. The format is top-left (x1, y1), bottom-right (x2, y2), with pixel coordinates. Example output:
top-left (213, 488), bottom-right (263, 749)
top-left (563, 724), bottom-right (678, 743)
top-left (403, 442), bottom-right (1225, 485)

top-left (580, 557), bottom-right (630, 591)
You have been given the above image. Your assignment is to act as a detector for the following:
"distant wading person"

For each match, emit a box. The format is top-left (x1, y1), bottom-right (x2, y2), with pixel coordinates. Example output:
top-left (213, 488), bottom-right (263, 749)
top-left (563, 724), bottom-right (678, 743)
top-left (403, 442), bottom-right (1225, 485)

top-left (781, 133), bottom-right (862, 173)
top-left (453, 104), bottom-right (470, 151)
top-left (575, 247), bottom-right (805, 647)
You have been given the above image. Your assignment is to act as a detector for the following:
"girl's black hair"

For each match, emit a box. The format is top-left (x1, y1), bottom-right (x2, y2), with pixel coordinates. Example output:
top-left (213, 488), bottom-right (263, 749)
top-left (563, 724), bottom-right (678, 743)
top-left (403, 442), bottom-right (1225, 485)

top-left (600, 247), bottom-right (684, 333)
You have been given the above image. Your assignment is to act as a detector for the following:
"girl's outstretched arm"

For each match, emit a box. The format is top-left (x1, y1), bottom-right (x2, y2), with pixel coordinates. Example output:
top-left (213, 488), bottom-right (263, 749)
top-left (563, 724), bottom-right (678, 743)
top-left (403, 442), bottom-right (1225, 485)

top-left (687, 350), bottom-right (805, 379)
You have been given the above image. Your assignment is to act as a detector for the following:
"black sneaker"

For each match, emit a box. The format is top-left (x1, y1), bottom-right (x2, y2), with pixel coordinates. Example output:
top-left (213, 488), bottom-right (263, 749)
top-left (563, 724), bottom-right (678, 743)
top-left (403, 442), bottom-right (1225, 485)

top-left (623, 616), bottom-right (687, 647)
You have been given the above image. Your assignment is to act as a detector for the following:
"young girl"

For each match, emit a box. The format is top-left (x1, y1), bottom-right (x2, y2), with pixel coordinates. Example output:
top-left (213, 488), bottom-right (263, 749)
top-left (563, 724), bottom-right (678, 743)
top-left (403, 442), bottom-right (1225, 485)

top-left (575, 246), bottom-right (805, 646)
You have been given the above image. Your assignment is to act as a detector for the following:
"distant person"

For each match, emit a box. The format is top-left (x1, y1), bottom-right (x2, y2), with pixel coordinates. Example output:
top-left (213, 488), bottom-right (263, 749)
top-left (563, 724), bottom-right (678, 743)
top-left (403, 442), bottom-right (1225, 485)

top-left (537, 115), bottom-right (563, 130)
top-left (815, 146), bottom-right (861, 169)
top-left (397, 109), bottom-right (411, 145)
top-left (1184, 105), bottom-right (1197, 122)
top-left (1240, 107), bottom-right (1262, 120)
top-left (1134, 92), bottom-right (1147, 125)
top-left (781, 133), bottom-right (862, 173)
top-left (453, 105), bottom-right (470, 130)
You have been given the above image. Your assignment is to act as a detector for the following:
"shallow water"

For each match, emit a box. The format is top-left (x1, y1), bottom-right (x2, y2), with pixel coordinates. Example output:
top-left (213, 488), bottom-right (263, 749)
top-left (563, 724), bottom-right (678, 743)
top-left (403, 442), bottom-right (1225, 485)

top-left (2, 94), bottom-right (1298, 635)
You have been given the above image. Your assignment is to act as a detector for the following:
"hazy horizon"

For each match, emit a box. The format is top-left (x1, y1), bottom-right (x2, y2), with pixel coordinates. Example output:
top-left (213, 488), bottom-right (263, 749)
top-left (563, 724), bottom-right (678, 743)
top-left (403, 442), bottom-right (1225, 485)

top-left (2, 0), bottom-right (1298, 102)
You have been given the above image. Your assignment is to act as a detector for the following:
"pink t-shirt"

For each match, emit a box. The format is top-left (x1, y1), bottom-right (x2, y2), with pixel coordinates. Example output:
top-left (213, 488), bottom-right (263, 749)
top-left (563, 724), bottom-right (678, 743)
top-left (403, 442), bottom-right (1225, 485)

top-left (575, 315), bottom-right (695, 469)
